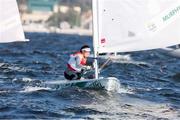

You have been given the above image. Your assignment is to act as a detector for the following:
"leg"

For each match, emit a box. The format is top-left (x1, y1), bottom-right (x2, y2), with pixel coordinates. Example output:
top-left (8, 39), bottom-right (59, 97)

top-left (64, 71), bottom-right (81, 80)
top-left (64, 71), bottom-right (73, 80)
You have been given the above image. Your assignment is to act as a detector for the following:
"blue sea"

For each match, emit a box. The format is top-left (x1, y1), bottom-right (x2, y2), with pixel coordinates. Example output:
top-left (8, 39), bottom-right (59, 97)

top-left (0, 32), bottom-right (179, 119)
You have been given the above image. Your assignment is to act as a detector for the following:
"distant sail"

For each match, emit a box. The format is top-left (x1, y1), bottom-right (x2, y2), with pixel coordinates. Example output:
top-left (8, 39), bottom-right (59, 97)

top-left (0, 0), bottom-right (28, 43)
top-left (94, 0), bottom-right (180, 53)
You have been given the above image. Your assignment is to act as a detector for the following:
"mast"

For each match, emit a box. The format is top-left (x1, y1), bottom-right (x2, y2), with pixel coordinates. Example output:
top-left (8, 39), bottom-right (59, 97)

top-left (92, 0), bottom-right (99, 79)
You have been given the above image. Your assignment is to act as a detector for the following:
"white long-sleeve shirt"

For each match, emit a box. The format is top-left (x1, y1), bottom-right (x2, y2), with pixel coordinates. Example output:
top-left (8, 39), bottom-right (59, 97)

top-left (67, 52), bottom-right (86, 72)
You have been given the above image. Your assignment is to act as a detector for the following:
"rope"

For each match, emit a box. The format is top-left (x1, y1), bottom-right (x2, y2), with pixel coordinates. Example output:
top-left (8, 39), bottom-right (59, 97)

top-left (99, 57), bottom-right (112, 72)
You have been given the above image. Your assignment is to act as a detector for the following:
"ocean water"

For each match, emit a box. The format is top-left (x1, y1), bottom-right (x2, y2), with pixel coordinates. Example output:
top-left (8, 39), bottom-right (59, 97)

top-left (0, 32), bottom-right (179, 119)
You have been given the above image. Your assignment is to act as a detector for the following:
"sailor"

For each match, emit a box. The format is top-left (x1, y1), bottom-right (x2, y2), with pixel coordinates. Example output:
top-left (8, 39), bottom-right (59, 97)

top-left (64, 45), bottom-right (92, 80)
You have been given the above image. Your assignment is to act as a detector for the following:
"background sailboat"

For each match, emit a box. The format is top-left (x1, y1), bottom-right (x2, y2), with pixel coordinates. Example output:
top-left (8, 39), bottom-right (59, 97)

top-left (0, 0), bottom-right (28, 43)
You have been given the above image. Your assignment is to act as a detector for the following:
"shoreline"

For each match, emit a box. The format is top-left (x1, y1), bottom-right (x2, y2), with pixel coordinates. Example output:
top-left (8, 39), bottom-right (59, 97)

top-left (23, 25), bottom-right (92, 36)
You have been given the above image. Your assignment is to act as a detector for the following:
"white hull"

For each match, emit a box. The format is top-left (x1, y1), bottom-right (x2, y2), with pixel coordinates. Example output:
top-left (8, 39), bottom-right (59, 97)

top-left (44, 77), bottom-right (120, 91)
top-left (159, 48), bottom-right (180, 58)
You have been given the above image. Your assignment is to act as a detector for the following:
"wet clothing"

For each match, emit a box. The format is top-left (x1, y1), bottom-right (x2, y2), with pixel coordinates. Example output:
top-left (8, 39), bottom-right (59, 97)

top-left (64, 52), bottom-right (87, 80)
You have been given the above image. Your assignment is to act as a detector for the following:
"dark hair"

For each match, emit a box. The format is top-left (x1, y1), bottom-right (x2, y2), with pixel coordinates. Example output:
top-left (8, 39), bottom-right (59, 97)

top-left (80, 45), bottom-right (90, 52)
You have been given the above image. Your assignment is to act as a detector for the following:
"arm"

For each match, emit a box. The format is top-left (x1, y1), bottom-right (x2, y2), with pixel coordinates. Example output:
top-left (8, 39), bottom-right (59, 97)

top-left (75, 56), bottom-right (84, 70)
top-left (76, 56), bottom-right (92, 70)
top-left (68, 55), bottom-right (81, 72)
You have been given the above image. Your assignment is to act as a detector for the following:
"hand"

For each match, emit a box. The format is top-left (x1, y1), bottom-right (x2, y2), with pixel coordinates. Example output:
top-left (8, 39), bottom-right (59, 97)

top-left (86, 65), bottom-right (92, 70)
top-left (81, 66), bottom-right (92, 74)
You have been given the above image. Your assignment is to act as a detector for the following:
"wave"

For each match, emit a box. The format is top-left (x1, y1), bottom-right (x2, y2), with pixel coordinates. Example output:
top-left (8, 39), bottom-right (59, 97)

top-left (173, 73), bottom-right (180, 81)
top-left (20, 86), bottom-right (51, 93)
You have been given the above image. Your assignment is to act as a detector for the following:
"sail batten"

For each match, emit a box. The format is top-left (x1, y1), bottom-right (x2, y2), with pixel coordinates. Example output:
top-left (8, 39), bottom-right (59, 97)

top-left (0, 0), bottom-right (27, 43)
top-left (95, 0), bottom-right (180, 53)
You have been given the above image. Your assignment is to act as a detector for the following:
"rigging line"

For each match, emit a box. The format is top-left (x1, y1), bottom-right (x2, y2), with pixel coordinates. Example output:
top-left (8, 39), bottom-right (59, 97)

top-left (99, 57), bottom-right (112, 72)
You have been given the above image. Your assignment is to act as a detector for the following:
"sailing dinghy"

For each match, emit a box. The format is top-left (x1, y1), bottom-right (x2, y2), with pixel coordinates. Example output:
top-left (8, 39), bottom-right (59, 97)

top-left (45, 0), bottom-right (180, 91)
top-left (0, 0), bottom-right (28, 42)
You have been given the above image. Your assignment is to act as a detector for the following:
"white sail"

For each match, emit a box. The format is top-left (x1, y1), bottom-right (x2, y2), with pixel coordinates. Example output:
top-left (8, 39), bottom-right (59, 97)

top-left (95, 0), bottom-right (180, 53)
top-left (0, 0), bottom-right (28, 43)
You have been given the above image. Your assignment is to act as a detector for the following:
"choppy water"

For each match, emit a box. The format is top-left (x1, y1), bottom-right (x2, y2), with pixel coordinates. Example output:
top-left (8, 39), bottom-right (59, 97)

top-left (0, 32), bottom-right (179, 119)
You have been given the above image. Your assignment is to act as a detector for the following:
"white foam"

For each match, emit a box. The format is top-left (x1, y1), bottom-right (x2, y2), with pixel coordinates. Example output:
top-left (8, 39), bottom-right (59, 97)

top-left (105, 77), bottom-right (133, 94)
top-left (0, 63), bottom-right (5, 67)
top-left (110, 54), bottom-right (132, 61)
top-left (113, 59), bottom-right (151, 66)
top-left (20, 86), bottom-right (51, 93)
top-left (12, 77), bottom-right (34, 83)
top-left (0, 90), bottom-right (9, 93)
top-left (22, 77), bottom-right (34, 82)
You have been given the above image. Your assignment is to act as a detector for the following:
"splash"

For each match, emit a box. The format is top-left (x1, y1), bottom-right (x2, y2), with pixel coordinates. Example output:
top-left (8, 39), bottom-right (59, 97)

top-left (20, 86), bottom-right (51, 93)
top-left (104, 77), bottom-right (133, 94)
